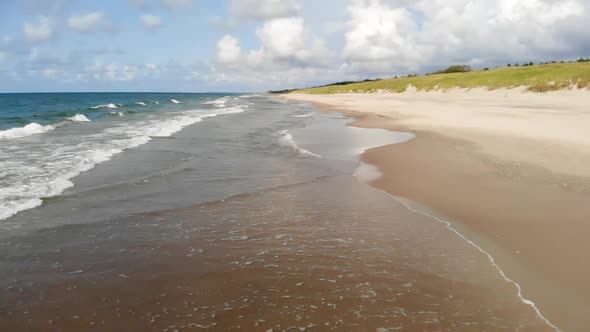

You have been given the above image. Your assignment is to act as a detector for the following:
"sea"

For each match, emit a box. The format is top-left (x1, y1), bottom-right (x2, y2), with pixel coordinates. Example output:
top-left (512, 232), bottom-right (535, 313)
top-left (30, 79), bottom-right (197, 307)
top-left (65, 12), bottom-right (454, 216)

top-left (0, 93), bottom-right (556, 331)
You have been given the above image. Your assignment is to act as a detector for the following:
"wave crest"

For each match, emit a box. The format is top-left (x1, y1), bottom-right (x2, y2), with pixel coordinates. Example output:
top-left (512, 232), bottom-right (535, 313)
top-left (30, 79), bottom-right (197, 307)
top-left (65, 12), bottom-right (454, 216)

top-left (278, 130), bottom-right (322, 158)
top-left (0, 123), bottom-right (56, 139)
top-left (68, 114), bottom-right (91, 122)
top-left (90, 103), bottom-right (119, 109)
top-left (0, 104), bottom-right (248, 221)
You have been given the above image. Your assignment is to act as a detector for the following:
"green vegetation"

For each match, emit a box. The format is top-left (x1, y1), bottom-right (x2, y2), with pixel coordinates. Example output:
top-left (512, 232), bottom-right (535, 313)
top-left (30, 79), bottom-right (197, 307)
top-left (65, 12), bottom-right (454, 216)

top-left (292, 62), bottom-right (590, 94)
top-left (269, 78), bottom-right (381, 94)
top-left (431, 65), bottom-right (472, 74)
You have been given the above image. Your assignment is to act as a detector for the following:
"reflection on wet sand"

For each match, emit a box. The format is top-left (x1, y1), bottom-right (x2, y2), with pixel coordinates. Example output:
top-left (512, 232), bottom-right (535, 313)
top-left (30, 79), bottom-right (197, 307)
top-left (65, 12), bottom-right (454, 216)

top-left (1, 175), bottom-right (551, 331)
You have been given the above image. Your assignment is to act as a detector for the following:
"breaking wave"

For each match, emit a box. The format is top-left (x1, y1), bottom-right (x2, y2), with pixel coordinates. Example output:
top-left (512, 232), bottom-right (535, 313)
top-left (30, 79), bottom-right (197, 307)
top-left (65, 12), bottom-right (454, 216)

top-left (0, 106), bottom-right (247, 221)
top-left (68, 114), bottom-right (91, 122)
top-left (0, 123), bottom-right (56, 139)
top-left (278, 130), bottom-right (322, 158)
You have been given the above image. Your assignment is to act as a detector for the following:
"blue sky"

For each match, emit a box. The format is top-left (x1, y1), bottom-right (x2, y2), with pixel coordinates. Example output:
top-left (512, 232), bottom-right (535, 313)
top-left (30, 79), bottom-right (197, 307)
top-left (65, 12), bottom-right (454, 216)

top-left (1, 0), bottom-right (588, 92)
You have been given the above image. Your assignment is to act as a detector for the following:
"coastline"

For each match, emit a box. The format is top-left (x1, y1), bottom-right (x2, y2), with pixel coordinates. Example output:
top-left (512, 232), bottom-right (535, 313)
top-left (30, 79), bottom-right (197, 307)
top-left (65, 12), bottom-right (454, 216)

top-left (283, 89), bottom-right (590, 331)
top-left (2, 99), bottom-right (554, 331)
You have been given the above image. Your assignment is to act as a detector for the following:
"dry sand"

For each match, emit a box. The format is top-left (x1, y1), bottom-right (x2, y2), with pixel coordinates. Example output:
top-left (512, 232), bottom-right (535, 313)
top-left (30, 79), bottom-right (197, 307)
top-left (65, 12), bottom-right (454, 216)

top-left (284, 88), bottom-right (590, 331)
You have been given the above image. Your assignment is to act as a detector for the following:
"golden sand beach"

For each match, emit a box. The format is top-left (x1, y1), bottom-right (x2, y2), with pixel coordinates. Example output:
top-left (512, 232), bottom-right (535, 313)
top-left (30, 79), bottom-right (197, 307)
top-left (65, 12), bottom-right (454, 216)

top-left (284, 88), bottom-right (590, 331)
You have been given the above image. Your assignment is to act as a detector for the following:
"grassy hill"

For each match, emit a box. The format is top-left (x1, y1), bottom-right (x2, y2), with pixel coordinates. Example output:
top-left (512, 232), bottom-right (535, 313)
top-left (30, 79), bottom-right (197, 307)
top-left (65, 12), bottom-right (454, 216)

top-left (292, 62), bottom-right (590, 94)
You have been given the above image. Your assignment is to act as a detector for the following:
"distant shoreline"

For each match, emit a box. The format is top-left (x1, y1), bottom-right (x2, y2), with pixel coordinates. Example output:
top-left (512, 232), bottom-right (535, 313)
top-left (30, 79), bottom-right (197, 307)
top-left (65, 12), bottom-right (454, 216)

top-left (279, 61), bottom-right (590, 94)
top-left (283, 88), bottom-right (590, 331)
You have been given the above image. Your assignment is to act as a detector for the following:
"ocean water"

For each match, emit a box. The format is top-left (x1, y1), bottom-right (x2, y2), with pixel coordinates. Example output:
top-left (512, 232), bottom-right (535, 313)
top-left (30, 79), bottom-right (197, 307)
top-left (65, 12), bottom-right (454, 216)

top-left (0, 93), bottom-right (244, 222)
top-left (0, 93), bottom-right (555, 330)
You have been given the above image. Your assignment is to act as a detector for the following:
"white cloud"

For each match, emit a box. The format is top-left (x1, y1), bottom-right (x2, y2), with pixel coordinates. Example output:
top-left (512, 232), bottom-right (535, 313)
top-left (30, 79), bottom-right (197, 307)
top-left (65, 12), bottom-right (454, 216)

top-left (141, 14), bottom-right (163, 30)
top-left (88, 63), bottom-right (138, 81)
top-left (214, 15), bottom-right (335, 89)
top-left (343, 0), bottom-right (589, 74)
top-left (231, 0), bottom-right (301, 20)
top-left (8, 0), bottom-right (590, 92)
top-left (217, 35), bottom-right (241, 65)
top-left (160, 0), bottom-right (195, 11)
top-left (68, 11), bottom-right (105, 33)
top-left (218, 16), bottom-right (329, 71)
top-left (256, 17), bottom-right (305, 59)
top-left (24, 16), bottom-right (53, 43)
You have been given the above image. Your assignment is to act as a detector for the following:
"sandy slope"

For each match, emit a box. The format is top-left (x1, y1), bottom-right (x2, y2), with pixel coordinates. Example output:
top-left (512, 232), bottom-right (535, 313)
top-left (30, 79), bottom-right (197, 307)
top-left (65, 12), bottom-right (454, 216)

top-left (283, 88), bottom-right (590, 331)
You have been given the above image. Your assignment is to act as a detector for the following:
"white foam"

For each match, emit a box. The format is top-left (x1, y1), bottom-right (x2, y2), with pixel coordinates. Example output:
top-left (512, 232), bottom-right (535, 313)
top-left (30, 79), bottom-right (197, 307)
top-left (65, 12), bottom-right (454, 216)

top-left (292, 113), bottom-right (314, 118)
top-left (91, 103), bottom-right (119, 109)
top-left (171, 99), bottom-right (180, 104)
top-left (0, 197), bottom-right (44, 221)
top-left (352, 170), bottom-right (561, 331)
top-left (144, 107), bottom-right (246, 137)
top-left (135, 102), bottom-right (146, 106)
top-left (0, 106), bottom-right (247, 222)
top-left (278, 130), bottom-right (322, 158)
top-left (146, 116), bottom-right (204, 137)
top-left (203, 97), bottom-right (227, 108)
top-left (354, 163), bottom-right (382, 183)
top-left (68, 114), bottom-right (91, 122)
top-left (0, 123), bottom-right (56, 139)
top-left (220, 106), bottom-right (245, 114)
top-left (109, 111), bottom-right (124, 117)
top-left (0, 147), bottom-right (124, 222)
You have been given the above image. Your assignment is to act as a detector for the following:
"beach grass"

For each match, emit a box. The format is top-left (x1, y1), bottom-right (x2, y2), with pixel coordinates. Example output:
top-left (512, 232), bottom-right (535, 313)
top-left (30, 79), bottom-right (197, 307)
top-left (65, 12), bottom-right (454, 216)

top-left (293, 62), bottom-right (590, 94)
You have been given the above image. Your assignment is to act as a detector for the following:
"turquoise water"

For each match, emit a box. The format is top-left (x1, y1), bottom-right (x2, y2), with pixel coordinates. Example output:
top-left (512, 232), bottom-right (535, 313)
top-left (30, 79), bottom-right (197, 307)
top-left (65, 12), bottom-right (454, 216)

top-left (0, 92), bottom-right (246, 221)
top-left (0, 93), bottom-right (230, 131)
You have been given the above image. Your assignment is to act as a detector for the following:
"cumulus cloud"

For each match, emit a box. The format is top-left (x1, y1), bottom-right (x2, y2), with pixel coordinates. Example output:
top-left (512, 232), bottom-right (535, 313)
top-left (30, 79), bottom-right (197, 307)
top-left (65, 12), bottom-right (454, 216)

top-left (343, 0), bottom-right (589, 74)
top-left (24, 16), bottom-right (54, 43)
top-left (217, 35), bottom-right (241, 65)
top-left (231, 0), bottom-right (301, 20)
top-left (214, 14), bottom-right (336, 89)
top-left (217, 16), bottom-right (330, 71)
top-left (8, 0), bottom-right (590, 92)
top-left (256, 17), bottom-right (305, 59)
top-left (68, 11), bottom-right (106, 33)
top-left (141, 14), bottom-right (163, 30)
top-left (213, 0), bottom-right (590, 89)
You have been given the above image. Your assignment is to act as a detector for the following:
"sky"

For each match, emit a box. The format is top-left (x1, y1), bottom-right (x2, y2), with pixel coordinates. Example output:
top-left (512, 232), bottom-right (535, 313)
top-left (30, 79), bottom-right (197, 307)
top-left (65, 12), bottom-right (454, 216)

top-left (0, 0), bottom-right (589, 92)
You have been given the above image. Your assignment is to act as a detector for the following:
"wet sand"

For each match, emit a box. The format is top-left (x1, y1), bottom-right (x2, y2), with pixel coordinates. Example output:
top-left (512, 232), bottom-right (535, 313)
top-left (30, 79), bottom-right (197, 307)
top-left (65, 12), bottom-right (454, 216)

top-left (283, 90), bottom-right (590, 331)
top-left (1, 176), bottom-right (551, 331)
